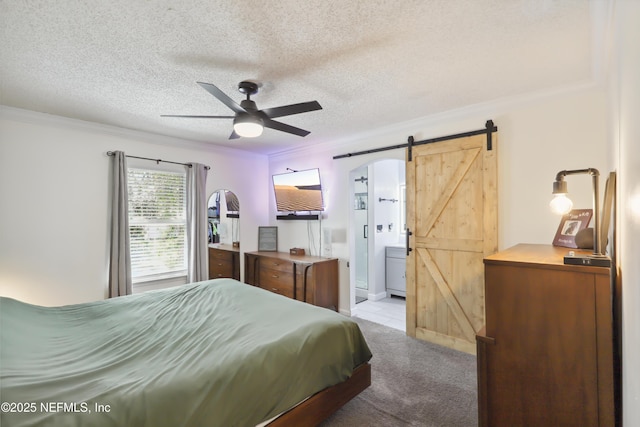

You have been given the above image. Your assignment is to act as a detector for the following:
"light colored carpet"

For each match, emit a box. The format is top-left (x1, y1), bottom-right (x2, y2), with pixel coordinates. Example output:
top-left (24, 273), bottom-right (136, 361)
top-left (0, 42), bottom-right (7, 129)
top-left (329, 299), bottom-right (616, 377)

top-left (321, 318), bottom-right (478, 427)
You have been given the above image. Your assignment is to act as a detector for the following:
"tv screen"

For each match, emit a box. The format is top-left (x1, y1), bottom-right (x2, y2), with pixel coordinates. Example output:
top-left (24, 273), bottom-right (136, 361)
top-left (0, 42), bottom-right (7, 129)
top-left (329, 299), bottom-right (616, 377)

top-left (272, 168), bottom-right (324, 212)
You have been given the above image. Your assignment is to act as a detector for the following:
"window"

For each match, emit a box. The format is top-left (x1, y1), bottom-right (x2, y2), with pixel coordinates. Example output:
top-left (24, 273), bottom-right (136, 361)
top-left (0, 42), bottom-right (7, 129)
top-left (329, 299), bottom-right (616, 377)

top-left (128, 168), bottom-right (187, 282)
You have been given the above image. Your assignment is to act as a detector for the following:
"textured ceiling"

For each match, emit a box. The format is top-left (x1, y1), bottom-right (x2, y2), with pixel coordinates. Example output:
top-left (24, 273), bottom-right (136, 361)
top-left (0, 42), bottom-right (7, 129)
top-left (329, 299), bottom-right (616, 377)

top-left (1, 0), bottom-right (596, 155)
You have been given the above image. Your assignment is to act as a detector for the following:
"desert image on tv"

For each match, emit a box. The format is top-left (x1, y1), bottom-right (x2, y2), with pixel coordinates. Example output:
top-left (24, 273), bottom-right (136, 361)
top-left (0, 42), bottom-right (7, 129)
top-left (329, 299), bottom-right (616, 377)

top-left (274, 185), bottom-right (323, 212)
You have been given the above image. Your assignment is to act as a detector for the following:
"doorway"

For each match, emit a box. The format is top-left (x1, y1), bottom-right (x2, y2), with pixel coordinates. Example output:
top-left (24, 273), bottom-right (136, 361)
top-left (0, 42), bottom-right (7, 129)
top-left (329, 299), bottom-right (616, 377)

top-left (349, 159), bottom-right (406, 332)
top-left (352, 166), bottom-right (369, 304)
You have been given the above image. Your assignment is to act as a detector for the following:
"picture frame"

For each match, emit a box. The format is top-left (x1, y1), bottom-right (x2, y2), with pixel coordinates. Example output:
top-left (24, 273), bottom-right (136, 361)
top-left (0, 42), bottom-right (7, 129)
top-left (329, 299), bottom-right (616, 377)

top-left (258, 226), bottom-right (278, 252)
top-left (552, 209), bottom-right (593, 248)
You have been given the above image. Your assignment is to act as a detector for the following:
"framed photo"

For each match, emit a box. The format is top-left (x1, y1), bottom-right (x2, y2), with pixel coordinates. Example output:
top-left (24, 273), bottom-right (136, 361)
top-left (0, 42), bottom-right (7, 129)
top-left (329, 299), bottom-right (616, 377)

top-left (552, 209), bottom-right (593, 248)
top-left (258, 226), bottom-right (278, 252)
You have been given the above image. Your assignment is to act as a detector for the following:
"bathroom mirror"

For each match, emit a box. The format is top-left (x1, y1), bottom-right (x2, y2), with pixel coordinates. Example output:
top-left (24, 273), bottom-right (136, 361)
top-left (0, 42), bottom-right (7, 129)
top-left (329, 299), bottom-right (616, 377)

top-left (207, 189), bottom-right (240, 247)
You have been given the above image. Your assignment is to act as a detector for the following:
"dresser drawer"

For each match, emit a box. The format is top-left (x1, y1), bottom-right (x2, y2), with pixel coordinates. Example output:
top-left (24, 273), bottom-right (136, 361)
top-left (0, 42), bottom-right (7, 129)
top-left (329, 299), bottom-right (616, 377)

top-left (244, 251), bottom-right (339, 311)
top-left (259, 268), bottom-right (294, 298)
top-left (210, 259), bottom-right (233, 278)
top-left (209, 248), bottom-right (233, 262)
top-left (259, 257), bottom-right (294, 274)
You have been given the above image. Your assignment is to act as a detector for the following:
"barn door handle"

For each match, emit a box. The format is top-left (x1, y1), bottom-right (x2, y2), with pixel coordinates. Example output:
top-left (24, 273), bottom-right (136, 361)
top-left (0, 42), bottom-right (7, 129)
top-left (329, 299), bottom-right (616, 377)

top-left (406, 229), bottom-right (413, 256)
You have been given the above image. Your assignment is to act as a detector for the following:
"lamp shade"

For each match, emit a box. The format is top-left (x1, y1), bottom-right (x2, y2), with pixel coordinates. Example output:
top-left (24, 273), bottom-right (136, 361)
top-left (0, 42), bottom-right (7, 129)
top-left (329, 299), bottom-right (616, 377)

top-left (233, 115), bottom-right (263, 138)
top-left (552, 180), bottom-right (568, 195)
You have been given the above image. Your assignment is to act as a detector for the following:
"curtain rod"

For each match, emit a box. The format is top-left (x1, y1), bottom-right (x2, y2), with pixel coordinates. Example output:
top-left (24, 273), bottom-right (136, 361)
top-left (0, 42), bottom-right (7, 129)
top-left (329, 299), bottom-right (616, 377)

top-left (106, 151), bottom-right (210, 170)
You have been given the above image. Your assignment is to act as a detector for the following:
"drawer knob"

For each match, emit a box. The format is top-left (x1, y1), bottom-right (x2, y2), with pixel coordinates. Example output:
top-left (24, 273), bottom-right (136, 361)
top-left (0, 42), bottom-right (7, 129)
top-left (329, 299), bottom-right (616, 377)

top-left (272, 274), bottom-right (279, 278)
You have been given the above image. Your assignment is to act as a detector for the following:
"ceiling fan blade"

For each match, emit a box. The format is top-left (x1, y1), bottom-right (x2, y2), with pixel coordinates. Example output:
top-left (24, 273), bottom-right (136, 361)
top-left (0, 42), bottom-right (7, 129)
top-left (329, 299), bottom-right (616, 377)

top-left (263, 119), bottom-right (311, 137)
top-left (260, 101), bottom-right (322, 119)
top-left (160, 115), bottom-right (235, 119)
top-left (229, 130), bottom-right (241, 140)
top-left (196, 82), bottom-right (246, 114)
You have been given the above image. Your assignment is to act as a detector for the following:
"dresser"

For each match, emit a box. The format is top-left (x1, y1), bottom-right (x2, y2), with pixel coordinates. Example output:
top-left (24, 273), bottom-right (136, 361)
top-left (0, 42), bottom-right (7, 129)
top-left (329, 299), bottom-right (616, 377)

top-left (208, 244), bottom-right (240, 280)
top-left (385, 246), bottom-right (406, 297)
top-left (476, 244), bottom-right (616, 427)
top-left (244, 251), bottom-right (339, 311)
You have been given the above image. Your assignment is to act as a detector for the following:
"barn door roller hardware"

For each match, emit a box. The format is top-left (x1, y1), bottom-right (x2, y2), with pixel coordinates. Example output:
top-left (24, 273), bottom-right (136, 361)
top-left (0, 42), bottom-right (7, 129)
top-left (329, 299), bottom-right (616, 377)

top-left (407, 135), bottom-right (414, 162)
top-left (485, 119), bottom-right (495, 151)
top-left (332, 120), bottom-right (497, 160)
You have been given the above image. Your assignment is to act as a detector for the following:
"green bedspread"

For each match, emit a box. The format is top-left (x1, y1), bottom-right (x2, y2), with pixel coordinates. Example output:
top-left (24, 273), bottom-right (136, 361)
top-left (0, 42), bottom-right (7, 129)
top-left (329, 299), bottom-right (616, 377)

top-left (0, 279), bottom-right (372, 427)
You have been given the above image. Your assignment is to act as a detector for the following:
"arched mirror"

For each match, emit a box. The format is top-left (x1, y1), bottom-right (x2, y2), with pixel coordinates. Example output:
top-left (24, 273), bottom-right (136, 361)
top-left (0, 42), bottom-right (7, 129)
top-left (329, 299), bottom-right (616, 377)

top-left (207, 190), bottom-right (240, 280)
top-left (208, 189), bottom-right (240, 246)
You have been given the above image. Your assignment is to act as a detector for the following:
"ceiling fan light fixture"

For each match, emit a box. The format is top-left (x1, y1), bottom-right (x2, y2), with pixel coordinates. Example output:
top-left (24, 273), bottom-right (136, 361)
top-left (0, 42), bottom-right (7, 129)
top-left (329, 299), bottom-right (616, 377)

top-left (233, 115), bottom-right (263, 138)
top-left (162, 81), bottom-right (320, 138)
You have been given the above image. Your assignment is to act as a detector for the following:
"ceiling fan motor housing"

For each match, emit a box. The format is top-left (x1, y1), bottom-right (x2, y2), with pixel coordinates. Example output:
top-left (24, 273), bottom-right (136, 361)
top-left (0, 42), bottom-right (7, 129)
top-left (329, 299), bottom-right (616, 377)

top-left (234, 113), bottom-right (263, 126)
top-left (238, 81), bottom-right (259, 96)
top-left (240, 99), bottom-right (258, 112)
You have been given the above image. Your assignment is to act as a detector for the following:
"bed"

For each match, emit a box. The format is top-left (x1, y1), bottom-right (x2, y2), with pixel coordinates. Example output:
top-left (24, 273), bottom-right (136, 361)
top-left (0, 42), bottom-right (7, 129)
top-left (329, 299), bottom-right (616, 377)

top-left (0, 279), bottom-right (372, 427)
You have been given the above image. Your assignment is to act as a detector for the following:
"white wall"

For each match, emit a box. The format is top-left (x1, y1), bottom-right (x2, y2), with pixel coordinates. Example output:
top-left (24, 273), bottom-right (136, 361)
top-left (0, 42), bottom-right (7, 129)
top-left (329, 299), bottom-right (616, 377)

top-left (269, 85), bottom-right (609, 315)
top-left (0, 107), bottom-right (269, 306)
top-left (610, 0), bottom-right (640, 424)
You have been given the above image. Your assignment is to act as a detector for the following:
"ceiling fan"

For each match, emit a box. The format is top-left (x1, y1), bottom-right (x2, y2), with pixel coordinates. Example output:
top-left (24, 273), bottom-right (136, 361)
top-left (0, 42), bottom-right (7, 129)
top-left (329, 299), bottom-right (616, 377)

top-left (161, 81), bottom-right (322, 139)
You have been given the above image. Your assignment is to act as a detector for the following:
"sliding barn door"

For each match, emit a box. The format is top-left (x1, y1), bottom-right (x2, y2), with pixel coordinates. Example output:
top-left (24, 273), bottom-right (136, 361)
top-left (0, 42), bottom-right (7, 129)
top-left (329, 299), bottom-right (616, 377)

top-left (406, 133), bottom-right (497, 354)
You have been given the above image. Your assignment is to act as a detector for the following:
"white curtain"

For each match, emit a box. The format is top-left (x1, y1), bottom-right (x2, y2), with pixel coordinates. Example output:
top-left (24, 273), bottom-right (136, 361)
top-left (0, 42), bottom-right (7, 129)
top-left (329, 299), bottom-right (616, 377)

top-left (187, 163), bottom-right (209, 283)
top-left (108, 151), bottom-right (132, 297)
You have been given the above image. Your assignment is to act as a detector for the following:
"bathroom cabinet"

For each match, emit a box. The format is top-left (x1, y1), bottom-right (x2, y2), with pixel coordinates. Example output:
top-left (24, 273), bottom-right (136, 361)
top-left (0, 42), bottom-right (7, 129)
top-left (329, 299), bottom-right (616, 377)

top-left (385, 246), bottom-right (406, 297)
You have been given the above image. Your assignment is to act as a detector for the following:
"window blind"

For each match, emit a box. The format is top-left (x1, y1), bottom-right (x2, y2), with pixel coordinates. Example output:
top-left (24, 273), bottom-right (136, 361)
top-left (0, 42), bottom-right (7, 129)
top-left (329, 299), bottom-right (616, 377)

top-left (127, 168), bottom-right (187, 281)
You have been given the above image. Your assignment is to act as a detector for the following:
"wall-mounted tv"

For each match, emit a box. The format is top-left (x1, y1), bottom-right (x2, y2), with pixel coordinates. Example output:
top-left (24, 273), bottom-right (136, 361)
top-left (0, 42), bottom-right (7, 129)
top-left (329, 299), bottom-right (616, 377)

top-left (272, 168), bottom-right (324, 219)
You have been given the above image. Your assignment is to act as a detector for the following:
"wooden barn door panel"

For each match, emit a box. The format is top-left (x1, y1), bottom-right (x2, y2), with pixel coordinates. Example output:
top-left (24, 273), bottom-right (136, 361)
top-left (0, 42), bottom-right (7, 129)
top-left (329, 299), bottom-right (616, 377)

top-left (406, 133), bottom-right (497, 354)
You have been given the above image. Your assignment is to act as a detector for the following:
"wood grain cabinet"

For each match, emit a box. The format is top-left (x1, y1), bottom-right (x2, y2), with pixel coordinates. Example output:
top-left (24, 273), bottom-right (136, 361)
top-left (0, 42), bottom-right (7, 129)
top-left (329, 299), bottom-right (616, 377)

top-left (244, 251), bottom-right (338, 311)
top-left (476, 244), bottom-right (617, 427)
top-left (208, 245), bottom-right (240, 280)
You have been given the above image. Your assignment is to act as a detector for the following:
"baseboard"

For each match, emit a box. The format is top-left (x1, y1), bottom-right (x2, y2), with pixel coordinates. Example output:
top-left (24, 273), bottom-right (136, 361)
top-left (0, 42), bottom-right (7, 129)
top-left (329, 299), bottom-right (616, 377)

top-left (339, 307), bottom-right (352, 317)
top-left (368, 291), bottom-right (388, 301)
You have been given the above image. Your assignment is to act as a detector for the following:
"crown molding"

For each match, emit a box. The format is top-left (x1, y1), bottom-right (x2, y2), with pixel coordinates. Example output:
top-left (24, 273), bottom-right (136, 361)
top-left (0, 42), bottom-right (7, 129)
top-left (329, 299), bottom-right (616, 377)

top-left (0, 105), bottom-right (266, 159)
top-left (269, 78), bottom-right (602, 162)
top-left (2, 74), bottom-right (603, 164)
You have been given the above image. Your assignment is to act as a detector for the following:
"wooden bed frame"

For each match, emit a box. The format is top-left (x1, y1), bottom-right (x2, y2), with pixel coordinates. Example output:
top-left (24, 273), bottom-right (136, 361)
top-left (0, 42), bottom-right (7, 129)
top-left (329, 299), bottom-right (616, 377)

top-left (267, 363), bottom-right (371, 426)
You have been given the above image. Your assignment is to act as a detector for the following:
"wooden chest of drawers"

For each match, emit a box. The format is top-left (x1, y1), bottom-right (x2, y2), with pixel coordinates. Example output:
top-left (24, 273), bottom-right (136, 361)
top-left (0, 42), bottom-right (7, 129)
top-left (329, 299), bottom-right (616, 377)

top-left (208, 245), bottom-right (240, 280)
top-left (476, 244), bottom-right (617, 426)
top-left (244, 251), bottom-right (339, 311)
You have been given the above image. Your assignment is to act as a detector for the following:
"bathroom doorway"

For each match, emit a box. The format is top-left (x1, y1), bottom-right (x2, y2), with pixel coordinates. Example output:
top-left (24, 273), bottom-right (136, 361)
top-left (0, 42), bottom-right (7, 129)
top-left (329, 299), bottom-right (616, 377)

top-left (349, 159), bottom-right (406, 332)
top-left (352, 166), bottom-right (369, 304)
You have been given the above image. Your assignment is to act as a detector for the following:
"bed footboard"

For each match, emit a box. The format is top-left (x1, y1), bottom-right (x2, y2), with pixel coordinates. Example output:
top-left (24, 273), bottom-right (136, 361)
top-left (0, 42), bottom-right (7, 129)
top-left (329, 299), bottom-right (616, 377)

top-left (267, 363), bottom-right (372, 427)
